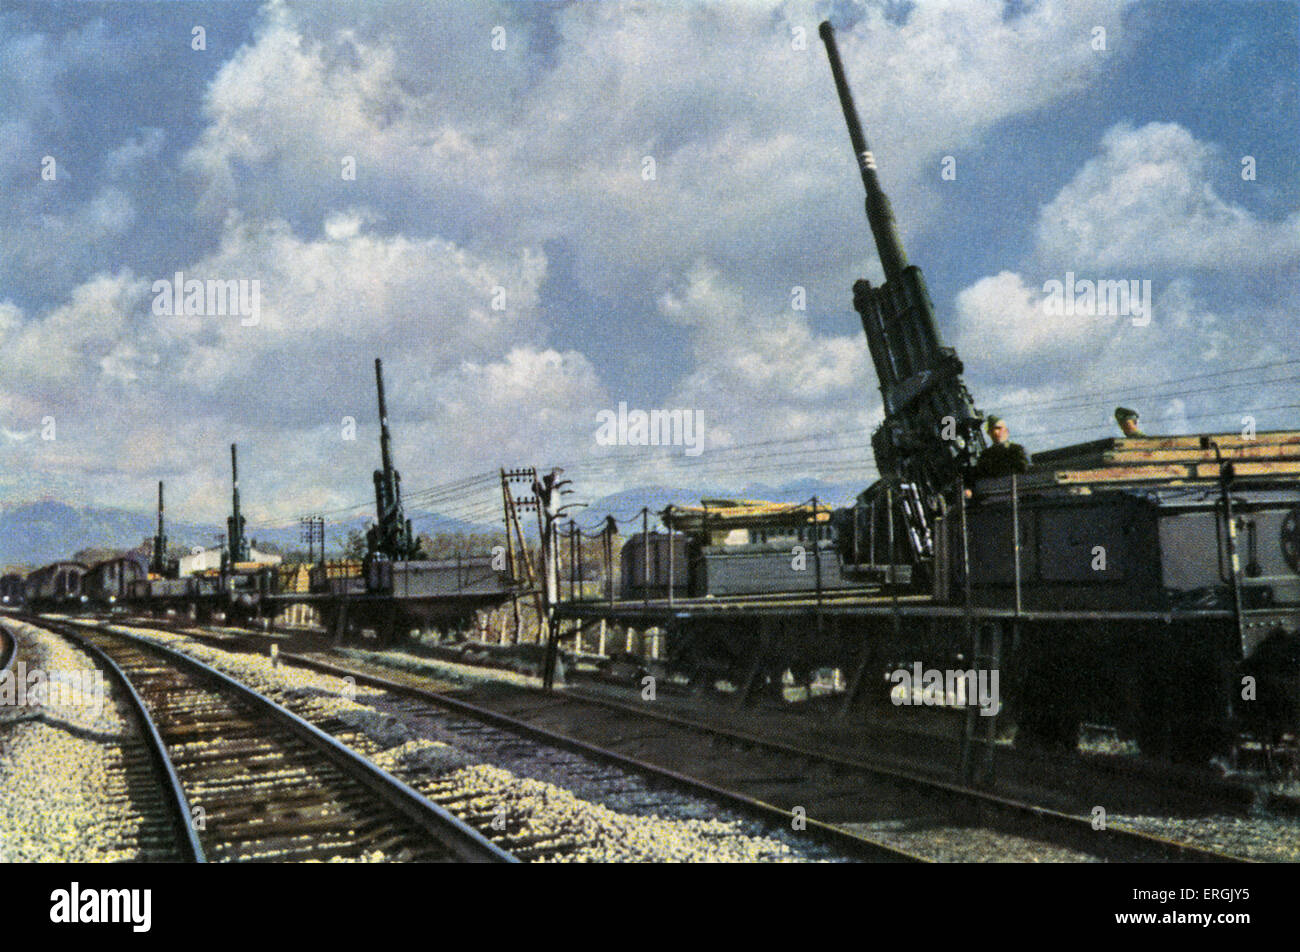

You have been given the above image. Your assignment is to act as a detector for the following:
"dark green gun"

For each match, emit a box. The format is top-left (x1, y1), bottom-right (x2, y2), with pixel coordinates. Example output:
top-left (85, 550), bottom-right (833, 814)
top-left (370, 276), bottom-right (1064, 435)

top-left (821, 21), bottom-right (986, 564)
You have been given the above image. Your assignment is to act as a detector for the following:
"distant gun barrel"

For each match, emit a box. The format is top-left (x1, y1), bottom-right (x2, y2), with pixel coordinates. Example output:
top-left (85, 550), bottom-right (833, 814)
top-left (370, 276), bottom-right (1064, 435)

top-left (153, 480), bottom-right (167, 575)
top-left (819, 21), bottom-right (909, 283)
top-left (227, 443), bottom-right (247, 563)
top-left (375, 358), bottom-right (395, 482)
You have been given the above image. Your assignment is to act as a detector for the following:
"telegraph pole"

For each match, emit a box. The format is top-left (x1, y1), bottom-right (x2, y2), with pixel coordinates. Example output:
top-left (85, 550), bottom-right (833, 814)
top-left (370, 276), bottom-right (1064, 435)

top-left (534, 469), bottom-right (576, 690)
top-left (300, 515), bottom-right (324, 566)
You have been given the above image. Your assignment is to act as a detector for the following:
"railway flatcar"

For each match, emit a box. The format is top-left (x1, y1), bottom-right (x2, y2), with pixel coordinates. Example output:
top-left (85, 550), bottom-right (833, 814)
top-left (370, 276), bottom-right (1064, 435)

top-left (24, 561), bottom-right (89, 611)
top-left (568, 25), bottom-right (1300, 766)
top-left (366, 556), bottom-right (509, 599)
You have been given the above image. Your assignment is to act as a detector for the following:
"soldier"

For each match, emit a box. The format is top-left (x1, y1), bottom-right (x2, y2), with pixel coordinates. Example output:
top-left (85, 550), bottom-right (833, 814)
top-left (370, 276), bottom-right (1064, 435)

top-left (971, 415), bottom-right (1030, 481)
top-left (1115, 407), bottom-right (1147, 438)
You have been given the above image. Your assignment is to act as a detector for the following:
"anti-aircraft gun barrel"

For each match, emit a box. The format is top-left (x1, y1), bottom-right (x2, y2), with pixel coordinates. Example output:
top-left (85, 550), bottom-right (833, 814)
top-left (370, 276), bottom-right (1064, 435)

top-left (227, 443), bottom-right (248, 564)
top-left (375, 358), bottom-right (395, 491)
top-left (369, 358), bottom-right (420, 561)
top-left (819, 21), bottom-right (908, 284)
top-left (152, 480), bottom-right (167, 575)
top-left (819, 20), bottom-right (987, 570)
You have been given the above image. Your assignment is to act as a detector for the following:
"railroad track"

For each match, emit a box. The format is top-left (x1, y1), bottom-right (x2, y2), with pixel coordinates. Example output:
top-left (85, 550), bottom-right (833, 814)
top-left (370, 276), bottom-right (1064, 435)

top-left (62, 615), bottom-right (1256, 862)
top-left (0, 623), bottom-right (15, 675)
top-left (38, 619), bottom-right (510, 863)
top-left (53, 618), bottom-right (908, 861)
top-left (144, 612), bottom-right (1293, 815)
top-left (283, 652), bottom-right (1253, 862)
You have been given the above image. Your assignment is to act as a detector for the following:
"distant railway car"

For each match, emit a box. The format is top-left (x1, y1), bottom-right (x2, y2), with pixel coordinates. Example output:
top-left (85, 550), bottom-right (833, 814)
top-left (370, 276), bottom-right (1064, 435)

top-left (314, 555), bottom-right (510, 642)
top-left (367, 557), bottom-right (509, 598)
top-left (622, 501), bottom-right (853, 599)
top-left (620, 532), bottom-right (691, 600)
top-left (84, 556), bottom-right (147, 606)
top-left (129, 577), bottom-right (194, 600)
top-left (226, 565), bottom-right (273, 611)
top-left (24, 561), bottom-right (89, 610)
top-left (309, 559), bottom-right (365, 596)
top-left (0, 573), bottom-right (25, 607)
top-left (696, 540), bottom-right (852, 597)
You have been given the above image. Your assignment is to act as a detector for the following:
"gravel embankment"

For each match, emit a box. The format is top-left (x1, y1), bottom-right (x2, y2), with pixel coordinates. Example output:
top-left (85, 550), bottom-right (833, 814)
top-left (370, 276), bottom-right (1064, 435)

top-left (0, 621), bottom-right (152, 861)
top-left (1109, 814), bottom-right (1300, 863)
top-left (112, 623), bottom-right (836, 862)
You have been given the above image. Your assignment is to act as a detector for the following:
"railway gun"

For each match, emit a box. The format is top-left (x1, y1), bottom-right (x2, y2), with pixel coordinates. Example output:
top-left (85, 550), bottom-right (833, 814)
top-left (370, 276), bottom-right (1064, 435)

top-left (10, 23), bottom-right (1298, 771)
top-left (557, 22), bottom-right (1300, 767)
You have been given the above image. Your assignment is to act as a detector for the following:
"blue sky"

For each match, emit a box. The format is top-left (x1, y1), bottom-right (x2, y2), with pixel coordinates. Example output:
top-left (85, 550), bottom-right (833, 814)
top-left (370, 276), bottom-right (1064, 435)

top-left (0, 0), bottom-right (1296, 531)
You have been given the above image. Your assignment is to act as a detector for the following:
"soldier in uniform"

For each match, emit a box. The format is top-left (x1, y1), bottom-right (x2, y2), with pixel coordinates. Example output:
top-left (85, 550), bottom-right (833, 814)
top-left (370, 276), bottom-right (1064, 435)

top-left (1115, 407), bottom-right (1147, 438)
top-left (971, 415), bottom-right (1030, 481)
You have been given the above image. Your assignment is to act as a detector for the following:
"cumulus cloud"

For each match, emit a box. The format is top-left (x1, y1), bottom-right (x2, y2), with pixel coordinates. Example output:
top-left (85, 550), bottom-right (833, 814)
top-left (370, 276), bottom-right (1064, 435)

top-left (8, 0), bottom-right (1295, 525)
top-left (955, 270), bottom-right (1107, 369)
top-left (0, 213), bottom-right (559, 518)
top-left (660, 263), bottom-right (874, 451)
top-left (1035, 121), bottom-right (1300, 272)
top-left (179, 0), bottom-right (1135, 296)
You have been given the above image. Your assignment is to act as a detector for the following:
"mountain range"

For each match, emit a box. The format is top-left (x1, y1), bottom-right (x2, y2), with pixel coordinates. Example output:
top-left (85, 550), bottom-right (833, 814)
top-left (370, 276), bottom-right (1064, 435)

top-left (0, 478), bottom-right (868, 570)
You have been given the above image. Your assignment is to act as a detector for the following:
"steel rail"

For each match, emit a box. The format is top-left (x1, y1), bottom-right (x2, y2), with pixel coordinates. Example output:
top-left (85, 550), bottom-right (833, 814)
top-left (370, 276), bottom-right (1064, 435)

top-left (60, 619), bottom-right (515, 864)
top-left (62, 615), bottom-right (1264, 862)
top-left (550, 685), bottom-right (1253, 864)
top-left (272, 649), bottom-right (924, 863)
top-left (0, 623), bottom-right (16, 676)
top-left (72, 617), bottom-right (920, 862)
top-left (53, 622), bottom-right (207, 862)
top-left (267, 646), bottom-right (1253, 863)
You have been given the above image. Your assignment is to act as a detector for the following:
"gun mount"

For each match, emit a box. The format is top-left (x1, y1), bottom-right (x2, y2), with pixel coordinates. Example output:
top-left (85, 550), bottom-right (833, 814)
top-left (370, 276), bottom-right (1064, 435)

top-left (367, 358), bottom-right (422, 561)
top-left (226, 444), bottom-right (249, 565)
top-left (821, 21), bottom-right (986, 567)
top-left (152, 480), bottom-right (168, 576)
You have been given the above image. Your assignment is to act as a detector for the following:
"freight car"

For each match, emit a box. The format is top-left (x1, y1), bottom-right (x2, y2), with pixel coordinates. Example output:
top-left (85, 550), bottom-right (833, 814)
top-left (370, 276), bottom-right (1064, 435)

top-left (621, 502), bottom-right (856, 599)
top-left (315, 555), bottom-right (512, 643)
top-left (23, 561), bottom-right (89, 611)
top-left (0, 573), bottom-right (24, 607)
top-left (84, 556), bottom-right (148, 608)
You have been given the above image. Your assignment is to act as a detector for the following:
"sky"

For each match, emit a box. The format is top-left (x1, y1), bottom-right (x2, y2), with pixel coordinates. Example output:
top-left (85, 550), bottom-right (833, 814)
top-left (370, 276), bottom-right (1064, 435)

top-left (0, 0), bottom-right (1297, 535)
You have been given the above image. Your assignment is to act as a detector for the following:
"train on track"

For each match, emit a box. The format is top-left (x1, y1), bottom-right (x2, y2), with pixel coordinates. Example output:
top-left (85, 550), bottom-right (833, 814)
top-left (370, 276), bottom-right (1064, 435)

top-left (564, 22), bottom-right (1300, 765)
top-left (8, 23), bottom-right (1297, 769)
top-left (0, 573), bottom-right (25, 608)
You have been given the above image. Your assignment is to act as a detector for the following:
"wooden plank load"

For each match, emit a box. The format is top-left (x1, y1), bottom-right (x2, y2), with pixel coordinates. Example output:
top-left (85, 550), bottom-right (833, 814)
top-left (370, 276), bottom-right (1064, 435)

top-left (981, 430), bottom-right (1300, 491)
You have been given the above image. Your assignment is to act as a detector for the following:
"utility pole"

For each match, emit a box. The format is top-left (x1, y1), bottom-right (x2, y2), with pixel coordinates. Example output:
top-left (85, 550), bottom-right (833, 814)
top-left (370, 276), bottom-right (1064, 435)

top-left (300, 515), bottom-right (324, 566)
top-left (534, 469), bottom-right (580, 690)
top-left (501, 467), bottom-right (546, 624)
top-left (152, 481), bottom-right (167, 576)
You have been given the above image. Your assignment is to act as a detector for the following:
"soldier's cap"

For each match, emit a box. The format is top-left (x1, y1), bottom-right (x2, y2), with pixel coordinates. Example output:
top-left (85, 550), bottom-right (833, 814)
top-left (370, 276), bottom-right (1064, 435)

top-left (1114, 406), bottom-right (1140, 423)
top-left (985, 415), bottom-right (1003, 432)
